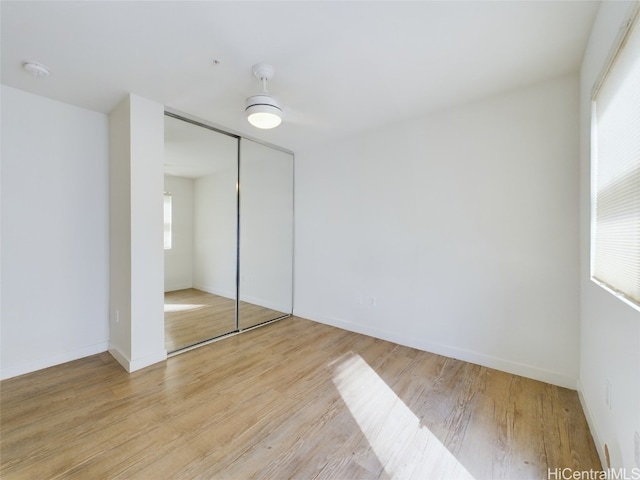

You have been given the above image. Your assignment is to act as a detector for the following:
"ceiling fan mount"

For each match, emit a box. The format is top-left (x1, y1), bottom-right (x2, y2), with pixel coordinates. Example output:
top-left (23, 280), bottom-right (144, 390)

top-left (252, 63), bottom-right (275, 82)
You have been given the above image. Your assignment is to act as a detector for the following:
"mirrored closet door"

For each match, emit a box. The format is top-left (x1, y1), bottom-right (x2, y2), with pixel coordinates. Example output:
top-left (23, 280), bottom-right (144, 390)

top-left (163, 114), bottom-right (239, 352)
top-left (163, 114), bottom-right (294, 354)
top-left (239, 139), bottom-right (294, 329)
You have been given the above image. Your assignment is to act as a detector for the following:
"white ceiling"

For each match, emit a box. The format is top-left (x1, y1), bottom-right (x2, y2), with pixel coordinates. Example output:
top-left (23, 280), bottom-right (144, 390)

top-left (1, 1), bottom-right (599, 153)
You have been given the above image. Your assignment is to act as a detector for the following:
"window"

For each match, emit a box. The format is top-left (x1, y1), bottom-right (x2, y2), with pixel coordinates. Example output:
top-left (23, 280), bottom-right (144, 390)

top-left (164, 192), bottom-right (172, 250)
top-left (591, 7), bottom-right (640, 308)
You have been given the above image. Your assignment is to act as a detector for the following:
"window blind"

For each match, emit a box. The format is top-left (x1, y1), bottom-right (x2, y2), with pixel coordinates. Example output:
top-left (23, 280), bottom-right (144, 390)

top-left (592, 10), bottom-right (640, 306)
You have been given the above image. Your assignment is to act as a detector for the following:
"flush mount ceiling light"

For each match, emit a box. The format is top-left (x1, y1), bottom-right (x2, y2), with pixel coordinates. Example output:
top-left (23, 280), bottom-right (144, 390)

top-left (23, 61), bottom-right (51, 77)
top-left (245, 63), bottom-right (282, 129)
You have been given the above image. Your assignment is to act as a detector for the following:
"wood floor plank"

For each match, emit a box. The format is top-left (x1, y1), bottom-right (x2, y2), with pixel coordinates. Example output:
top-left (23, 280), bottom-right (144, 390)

top-left (1, 316), bottom-right (601, 479)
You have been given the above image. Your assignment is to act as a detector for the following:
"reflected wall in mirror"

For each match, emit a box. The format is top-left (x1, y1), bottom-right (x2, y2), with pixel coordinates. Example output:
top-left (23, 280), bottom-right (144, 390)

top-left (239, 138), bottom-right (294, 329)
top-left (164, 115), bottom-right (239, 352)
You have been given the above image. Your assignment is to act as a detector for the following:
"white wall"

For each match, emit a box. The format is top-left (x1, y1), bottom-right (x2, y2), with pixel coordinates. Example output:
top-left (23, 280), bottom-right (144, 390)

top-left (578, 1), bottom-right (640, 470)
top-left (164, 175), bottom-right (194, 292)
top-left (1, 86), bottom-right (109, 379)
top-left (295, 74), bottom-right (580, 388)
top-left (193, 170), bottom-right (237, 299)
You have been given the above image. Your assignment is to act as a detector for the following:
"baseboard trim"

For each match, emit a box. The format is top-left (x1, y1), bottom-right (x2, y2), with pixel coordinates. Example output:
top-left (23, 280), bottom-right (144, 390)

top-left (294, 309), bottom-right (577, 389)
top-left (239, 294), bottom-right (290, 313)
top-left (164, 283), bottom-right (193, 293)
top-left (130, 350), bottom-right (167, 372)
top-left (1, 341), bottom-right (109, 380)
top-left (108, 344), bottom-right (131, 372)
top-left (577, 379), bottom-right (607, 468)
top-left (192, 283), bottom-right (235, 300)
top-left (108, 345), bottom-right (167, 373)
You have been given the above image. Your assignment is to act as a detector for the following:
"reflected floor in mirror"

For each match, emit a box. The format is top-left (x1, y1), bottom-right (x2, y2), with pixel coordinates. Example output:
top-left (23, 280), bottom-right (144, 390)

top-left (165, 288), bottom-right (287, 352)
top-left (238, 301), bottom-right (289, 330)
top-left (165, 288), bottom-right (236, 352)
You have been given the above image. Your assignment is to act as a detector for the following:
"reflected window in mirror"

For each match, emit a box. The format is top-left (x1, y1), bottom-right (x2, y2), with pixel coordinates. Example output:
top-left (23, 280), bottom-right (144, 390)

top-left (164, 192), bottom-right (172, 250)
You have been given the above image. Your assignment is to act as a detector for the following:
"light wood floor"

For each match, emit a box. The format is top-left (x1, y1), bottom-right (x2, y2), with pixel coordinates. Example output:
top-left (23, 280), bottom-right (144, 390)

top-left (1, 317), bottom-right (601, 479)
top-left (165, 288), bottom-right (287, 352)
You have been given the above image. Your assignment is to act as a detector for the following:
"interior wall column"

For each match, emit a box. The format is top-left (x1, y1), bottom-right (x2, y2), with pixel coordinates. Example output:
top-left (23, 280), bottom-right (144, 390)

top-left (109, 94), bottom-right (167, 372)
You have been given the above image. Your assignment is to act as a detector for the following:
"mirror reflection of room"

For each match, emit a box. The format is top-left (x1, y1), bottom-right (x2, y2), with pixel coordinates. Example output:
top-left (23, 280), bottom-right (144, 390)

top-left (238, 138), bottom-right (294, 330)
top-left (163, 115), bottom-right (239, 352)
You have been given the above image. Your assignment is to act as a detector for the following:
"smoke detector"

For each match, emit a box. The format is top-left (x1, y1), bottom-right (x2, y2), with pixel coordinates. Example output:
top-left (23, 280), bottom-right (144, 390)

top-left (23, 61), bottom-right (51, 77)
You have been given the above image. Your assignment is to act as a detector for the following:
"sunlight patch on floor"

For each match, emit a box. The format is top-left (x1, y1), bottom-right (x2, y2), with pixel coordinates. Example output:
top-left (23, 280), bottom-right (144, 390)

top-left (332, 353), bottom-right (475, 480)
top-left (163, 303), bottom-right (208, 313)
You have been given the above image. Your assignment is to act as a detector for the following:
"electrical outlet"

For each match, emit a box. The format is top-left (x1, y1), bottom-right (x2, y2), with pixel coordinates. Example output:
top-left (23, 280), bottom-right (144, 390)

top-left (368, 296), bottom-right (377, 308)
top-left (634, 431), bottom-right (640, 467)
top-left (605, 380), bottom-right (612, 409)
top-left (115, 309), bottom-right (120, 323)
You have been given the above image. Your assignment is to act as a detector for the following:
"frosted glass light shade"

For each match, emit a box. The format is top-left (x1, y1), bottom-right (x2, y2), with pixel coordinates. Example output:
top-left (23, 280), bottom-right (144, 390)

top-left (245, 94), bottom-right (282, 129)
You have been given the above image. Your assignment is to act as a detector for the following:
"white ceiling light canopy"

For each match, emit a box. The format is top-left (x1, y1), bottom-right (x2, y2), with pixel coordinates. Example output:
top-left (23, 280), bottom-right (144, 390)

top-left (245, 63), bottom-right (282, 129)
